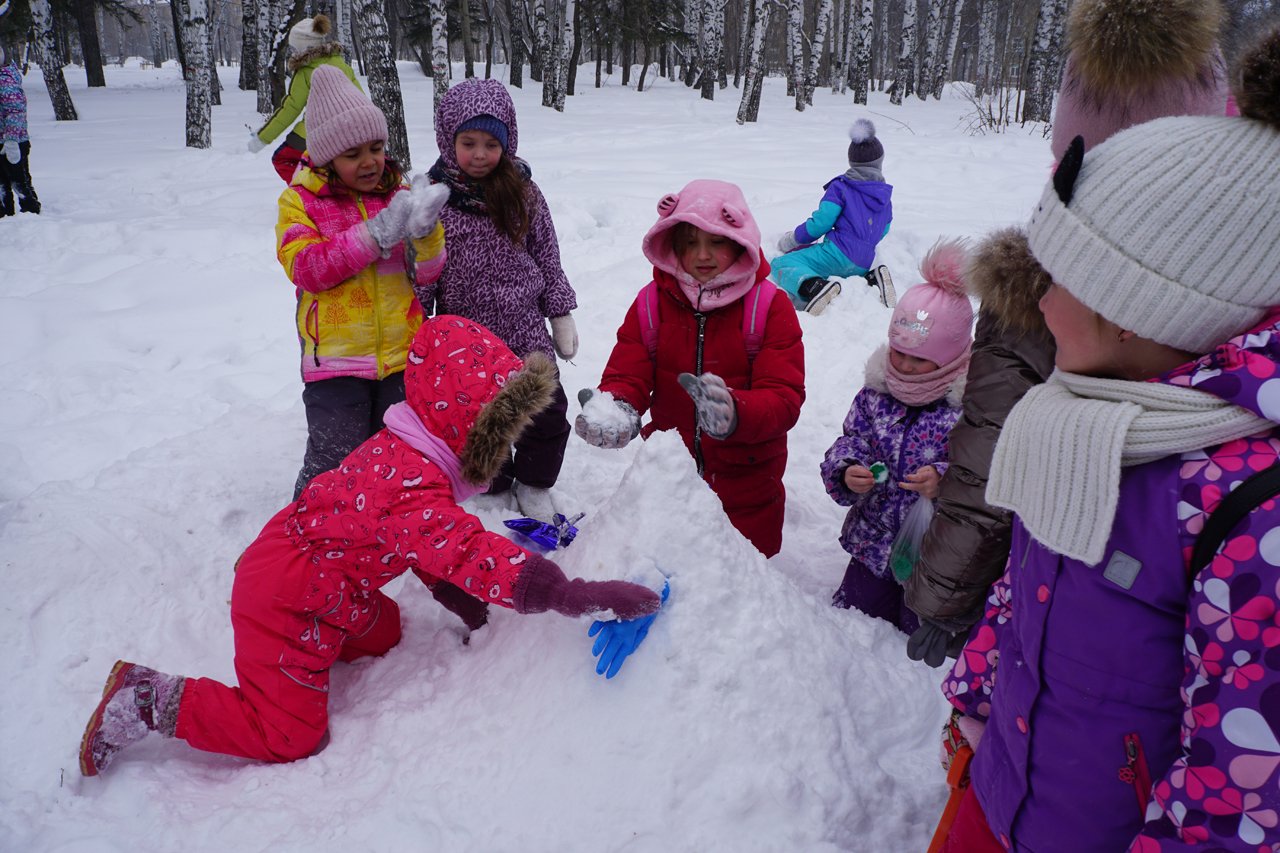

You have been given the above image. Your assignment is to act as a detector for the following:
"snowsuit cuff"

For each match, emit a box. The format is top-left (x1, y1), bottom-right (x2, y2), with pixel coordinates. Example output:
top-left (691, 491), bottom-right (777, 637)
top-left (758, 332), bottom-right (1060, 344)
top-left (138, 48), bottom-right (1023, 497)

top-left (511, 553), bottom-right (567, 614)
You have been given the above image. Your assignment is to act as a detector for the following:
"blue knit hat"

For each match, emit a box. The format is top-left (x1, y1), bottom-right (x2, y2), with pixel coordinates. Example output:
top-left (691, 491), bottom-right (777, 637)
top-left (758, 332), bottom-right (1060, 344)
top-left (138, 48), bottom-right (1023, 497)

top-left (456, 114), bottom-right (510, 152)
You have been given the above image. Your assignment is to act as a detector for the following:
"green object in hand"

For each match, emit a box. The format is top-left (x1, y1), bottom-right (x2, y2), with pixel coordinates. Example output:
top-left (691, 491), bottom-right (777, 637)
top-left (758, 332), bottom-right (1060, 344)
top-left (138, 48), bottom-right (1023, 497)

top-left (869, 462), bottom-right (889, 484)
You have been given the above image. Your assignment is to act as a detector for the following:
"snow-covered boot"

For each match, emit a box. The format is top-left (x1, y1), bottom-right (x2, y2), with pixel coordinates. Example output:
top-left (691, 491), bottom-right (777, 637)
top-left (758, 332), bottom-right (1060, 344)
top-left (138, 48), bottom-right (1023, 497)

top-left (513, 480), bottom-right (558, 523)
top-left (798, 277), bottom-right (842, 316)
top-left (866, 265), bottom-right (896, 308)
top-left (79, 660), bottom-right (185, 777)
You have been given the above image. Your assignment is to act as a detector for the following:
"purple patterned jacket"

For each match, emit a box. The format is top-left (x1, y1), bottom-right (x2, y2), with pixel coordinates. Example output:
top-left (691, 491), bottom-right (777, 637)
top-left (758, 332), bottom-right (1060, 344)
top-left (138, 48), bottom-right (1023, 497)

top-left (0, 62), bottom-right (29, 145)
top-left (430, 80), bottom-right (576, 360)
top-left (942, 312), bottom-right (1280, 852)
top-left (820, 346), bottom-right (963, 578)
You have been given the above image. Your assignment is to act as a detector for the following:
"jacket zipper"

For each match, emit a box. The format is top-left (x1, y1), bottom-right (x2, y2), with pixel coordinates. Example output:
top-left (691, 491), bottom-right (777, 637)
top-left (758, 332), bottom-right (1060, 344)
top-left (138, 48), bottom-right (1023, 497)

top-left (307, 300), bottom-right (321, 367)
top-left (1118, 733), bottom-right (1153, 814)
top-left (359, 194), bottom-right (385, 378)
top-left (693, 312), bottom-right (706, 477)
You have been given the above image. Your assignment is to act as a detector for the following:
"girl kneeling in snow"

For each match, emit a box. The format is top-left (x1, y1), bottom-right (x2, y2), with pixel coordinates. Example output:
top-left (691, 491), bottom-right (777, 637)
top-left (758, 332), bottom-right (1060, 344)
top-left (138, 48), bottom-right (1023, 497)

top-left (78, 316), bottom-right (661, 776)
top-left (820, 241), bottom-right (972, 634)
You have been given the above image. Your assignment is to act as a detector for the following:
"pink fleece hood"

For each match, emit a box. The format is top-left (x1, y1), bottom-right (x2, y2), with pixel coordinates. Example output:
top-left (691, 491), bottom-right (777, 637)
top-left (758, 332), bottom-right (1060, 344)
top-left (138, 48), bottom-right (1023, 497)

top-left (641, 179), bottom-right (763, 311)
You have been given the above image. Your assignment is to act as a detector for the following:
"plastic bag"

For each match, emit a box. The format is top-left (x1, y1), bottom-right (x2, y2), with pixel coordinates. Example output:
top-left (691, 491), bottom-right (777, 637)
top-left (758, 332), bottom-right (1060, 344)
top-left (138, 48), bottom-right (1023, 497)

top-left (889, 497), bottom-right (934, 583)
top-left (503, 512), bottom-right (584, 552)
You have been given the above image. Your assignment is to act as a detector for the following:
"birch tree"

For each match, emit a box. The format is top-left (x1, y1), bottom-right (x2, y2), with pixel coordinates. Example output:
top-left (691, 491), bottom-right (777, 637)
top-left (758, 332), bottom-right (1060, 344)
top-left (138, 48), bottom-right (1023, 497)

top-left (683, 0), bottom-right (703, 87)
top-left (890, 0), bottom-right (916, 104)
top-left (917, 0), bottom-right (944, 100)
top-left (550, 0), bottom-right (574, 109)
top-left (532, 0), bottom-right (550, 81)
top-left (352, 0), bottom-right (411, 168)
top-left (239, 0), bottom-right (258, 88)
top-left (699, 0), bottom-right (725, 100)
top-left (1021, 0), bottom-right (1062, 122)
top-left (180, 0), bottom-right (213, 147)
top-left (333, 0), bottom-right (354, 59)
top-left (148, 0), bottom-right (169, 70)
top-left (850, 0), bottom-right (872, 104)
top-left (975, 0), bottom-right (996, 97)
top-left (255, 0), bottom-right (289, 113)
top-left (735, 0), bottom-right (770, 122)
top-left (506, 0), bottom-right (526, 86)
top-left (785, 0), bottom-right (803, 109)
top-left (429, 0), bottom-right (450, 110)
top-left (931, 0), bottom-right (964, 98)
top-left (29, 0), bottom-right (78, 120)
top-left (802, 0), bottom-right (833, 105)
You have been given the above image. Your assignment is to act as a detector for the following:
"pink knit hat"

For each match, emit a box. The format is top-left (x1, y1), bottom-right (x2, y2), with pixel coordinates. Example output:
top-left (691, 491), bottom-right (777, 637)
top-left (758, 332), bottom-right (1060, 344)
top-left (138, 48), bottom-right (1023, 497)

top-left (305, 65), bottom-right (388, 167)
top-left (888, 240), bottom-right (974, 366)
top-left (1050, 0), bottom-right (1228, 161)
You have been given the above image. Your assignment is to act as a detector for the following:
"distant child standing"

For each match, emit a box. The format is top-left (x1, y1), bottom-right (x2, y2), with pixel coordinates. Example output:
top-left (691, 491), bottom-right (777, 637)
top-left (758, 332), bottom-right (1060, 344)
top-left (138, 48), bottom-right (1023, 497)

top-left (78, 316), bottom-right (662, 776)
top-left (576, 179), bottom-right (805, 558)
top-left (772, 119), bottom-right (892, 315)
top-left (427, 78), bottom-right (578, 522)
top-left (820, 241), bottom-right (972, 633)
top-left (278, 65), bottom-right (449, 499)
top-left (248, 14), bottom-right (362, 184)
top-left (0, 45), bottom-right (40, 216)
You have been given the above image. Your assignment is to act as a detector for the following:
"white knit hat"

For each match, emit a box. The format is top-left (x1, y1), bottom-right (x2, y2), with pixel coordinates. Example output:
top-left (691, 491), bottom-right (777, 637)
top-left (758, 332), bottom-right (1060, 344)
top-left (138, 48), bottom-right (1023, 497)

top-left (1027, 115), bottom-right (1280, 354)
top-left (288, 15), bottom-right (333, 52)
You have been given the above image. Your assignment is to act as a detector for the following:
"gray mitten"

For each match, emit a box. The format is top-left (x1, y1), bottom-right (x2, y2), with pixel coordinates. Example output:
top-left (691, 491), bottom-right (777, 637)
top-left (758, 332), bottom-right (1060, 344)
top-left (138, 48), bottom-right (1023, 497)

top-left (678, 372), bottom-right (738, 439)
top-left (550, 314), bottom-right (578, 360)
top-left (247, 130), bottom-right (267, 154)
top-left (0, 140), bottom-right (18, 164)
top-left (574, 388), bottom-right (641, 449)
top-left (365, 190), bottom-right (415, 250)
top-left (777, 230), bottom-right (799, 253)
top-left (407, 181), bottom-right (450, 238)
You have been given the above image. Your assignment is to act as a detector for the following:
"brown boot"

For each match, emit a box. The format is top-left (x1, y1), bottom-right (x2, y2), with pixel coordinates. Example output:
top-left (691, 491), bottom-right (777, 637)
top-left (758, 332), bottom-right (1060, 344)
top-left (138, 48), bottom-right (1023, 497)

top-left (79, 661), bottom-right (185, 777)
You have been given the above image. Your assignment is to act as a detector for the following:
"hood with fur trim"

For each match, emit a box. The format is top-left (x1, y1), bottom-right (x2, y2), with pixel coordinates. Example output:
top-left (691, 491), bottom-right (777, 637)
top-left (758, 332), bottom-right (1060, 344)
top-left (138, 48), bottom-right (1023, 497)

top-left (642, 179), bottom-right (762, 308)
top-left (288, 42), bottom-right (345, 74)
top-left (965, 227), bottom-right (1053, 336)
top-left (434, 79), bottom-right (519, 168)
top-left (405, 316), bottom-right (555, 485)
top-left (1051, 0), bottom-right (1228, 160)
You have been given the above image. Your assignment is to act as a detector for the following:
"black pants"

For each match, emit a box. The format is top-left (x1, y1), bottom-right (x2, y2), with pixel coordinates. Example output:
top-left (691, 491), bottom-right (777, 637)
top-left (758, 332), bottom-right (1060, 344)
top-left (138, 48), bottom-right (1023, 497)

top-left (0, 140), bottom-right (39, 216)
top-left (489, 381), bottom-right (570, 492)
top-left (294, 373), bottom-right (406, 500)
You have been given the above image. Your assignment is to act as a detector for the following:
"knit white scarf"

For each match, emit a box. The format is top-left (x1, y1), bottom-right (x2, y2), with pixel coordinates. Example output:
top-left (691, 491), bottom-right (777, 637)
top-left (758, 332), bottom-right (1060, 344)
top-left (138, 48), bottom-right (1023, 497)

top-left (986, 369), bottom-right (1273, 566)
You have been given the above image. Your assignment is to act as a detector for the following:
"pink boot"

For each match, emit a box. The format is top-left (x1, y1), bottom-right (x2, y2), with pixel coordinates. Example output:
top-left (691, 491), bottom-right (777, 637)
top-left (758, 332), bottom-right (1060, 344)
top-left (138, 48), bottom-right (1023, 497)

top-left (79, 660), bottom-right (185, 777)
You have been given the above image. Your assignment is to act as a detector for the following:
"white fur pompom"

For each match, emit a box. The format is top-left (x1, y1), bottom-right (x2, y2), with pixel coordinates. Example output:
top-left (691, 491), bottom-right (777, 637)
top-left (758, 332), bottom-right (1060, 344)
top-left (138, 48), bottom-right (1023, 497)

top-left (849, 118), bottom-right (876, 143)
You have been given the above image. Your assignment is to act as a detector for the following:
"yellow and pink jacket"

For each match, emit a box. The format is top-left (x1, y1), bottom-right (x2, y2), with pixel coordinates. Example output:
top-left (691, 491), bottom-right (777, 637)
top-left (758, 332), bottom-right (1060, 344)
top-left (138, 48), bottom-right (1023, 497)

top-left (276, 161), bottom-right (445, 382)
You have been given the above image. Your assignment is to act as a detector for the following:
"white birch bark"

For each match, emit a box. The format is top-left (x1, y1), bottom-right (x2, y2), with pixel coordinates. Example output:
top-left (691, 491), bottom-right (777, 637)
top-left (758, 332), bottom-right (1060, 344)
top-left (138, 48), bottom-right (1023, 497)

top-left (850, 0), bottom-right (872, 104)
top-left (890, 0), bottom-right (915, 104)
top-left (975, 0), bottom-right (996, 98)
top-left (786, 0), bottom-right (804, 109)
top-left (29, 0), bottom-right (79, 120)
top-left (735, 0), bottom-right (771, 122)
top-left (1021, 0), bottom-right (1058, 122)
top-left (803, 0), bottom-right (833, 105)
top-left (352, 0), bottom-right (411, 168)
top-left (917, 0), bottom-right (943, 100)
top-left (430, 0), bottom-right (451, 110)
top-left (699, 0), bottom-right (725, 100)
top-left (182, 0), bottom-right (212, 147)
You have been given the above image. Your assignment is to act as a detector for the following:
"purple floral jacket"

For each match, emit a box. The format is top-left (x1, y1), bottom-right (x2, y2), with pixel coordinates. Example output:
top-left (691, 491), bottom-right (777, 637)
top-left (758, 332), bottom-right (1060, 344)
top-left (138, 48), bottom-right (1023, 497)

top-left (430, 80), bottom-right (576, 360)
top-left (943, 312), bottom-right (1280, 852)
top-left (0, 62), bottom-right (29, 145)
top-left (820, 346), bottom-right (963, 578)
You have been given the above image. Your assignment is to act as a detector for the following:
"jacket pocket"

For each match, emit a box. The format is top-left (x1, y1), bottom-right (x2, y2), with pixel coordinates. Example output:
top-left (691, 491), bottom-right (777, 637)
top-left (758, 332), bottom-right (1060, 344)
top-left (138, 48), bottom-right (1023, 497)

top-left (1118, 732), bottom-right (1154, 815)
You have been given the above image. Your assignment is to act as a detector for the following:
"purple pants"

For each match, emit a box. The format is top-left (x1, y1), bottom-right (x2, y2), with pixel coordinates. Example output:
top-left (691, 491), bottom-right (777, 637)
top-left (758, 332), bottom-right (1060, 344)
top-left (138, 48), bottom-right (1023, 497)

top-left (832, 558), bottom-right (920, 635)
top-left (490, 381), bottom-right (569, 491)
top-left (294, 373), bottom-right (406, 499)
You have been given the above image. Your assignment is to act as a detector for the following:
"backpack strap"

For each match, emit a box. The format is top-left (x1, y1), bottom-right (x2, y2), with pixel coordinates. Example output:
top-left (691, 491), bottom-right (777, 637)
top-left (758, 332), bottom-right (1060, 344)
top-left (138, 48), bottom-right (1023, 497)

top-left (741, 279), bottom-right (778, 360)
top-left (638, 280), bottom-right (660, 360)
top-left (1190, 463), bottom-right (1280, 574)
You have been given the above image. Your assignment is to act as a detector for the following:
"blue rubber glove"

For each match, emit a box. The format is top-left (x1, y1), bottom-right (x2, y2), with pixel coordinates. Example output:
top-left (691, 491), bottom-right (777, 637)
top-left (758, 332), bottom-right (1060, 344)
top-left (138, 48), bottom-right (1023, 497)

top-left (588, 580), bottom-right (670, 679)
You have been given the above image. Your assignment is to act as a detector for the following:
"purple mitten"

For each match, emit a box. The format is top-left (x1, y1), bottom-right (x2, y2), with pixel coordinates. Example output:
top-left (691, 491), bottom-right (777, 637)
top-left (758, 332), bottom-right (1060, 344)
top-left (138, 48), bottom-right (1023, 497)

top-left (513, 555), bottom-right (661, 619)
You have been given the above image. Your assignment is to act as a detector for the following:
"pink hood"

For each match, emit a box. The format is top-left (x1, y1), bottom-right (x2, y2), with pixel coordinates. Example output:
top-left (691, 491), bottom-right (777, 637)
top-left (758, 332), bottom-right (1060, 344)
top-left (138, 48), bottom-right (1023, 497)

top-left (641, 179), bottom-right (763, 311)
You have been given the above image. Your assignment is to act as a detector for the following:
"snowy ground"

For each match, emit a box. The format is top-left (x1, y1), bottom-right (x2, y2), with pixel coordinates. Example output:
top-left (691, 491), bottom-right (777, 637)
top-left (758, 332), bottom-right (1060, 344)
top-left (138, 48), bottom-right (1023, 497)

top-left (0, 61), bottom-right (1052, 851)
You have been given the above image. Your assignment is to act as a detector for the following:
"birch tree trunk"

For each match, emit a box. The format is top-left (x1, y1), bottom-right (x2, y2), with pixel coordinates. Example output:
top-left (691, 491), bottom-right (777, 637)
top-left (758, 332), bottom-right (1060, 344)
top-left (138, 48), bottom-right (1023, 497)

top-left (931, 0), bottom-right (963, 98)
top-left (506, 0), bottom-right (526, 86)
top-left (733, 0), bottom-right (751, 88)
top-left (975, 0), bottom-right (996, 98)
top-left (551, 0), bottom-right (574, 109)
top-left (850, 0), bottom-right (872, 104)
top-left (149, 1), bottom-right (169, 69)
top-left (1021, 0), bottom-right (1059, 122)
top-left (531, 0), bottom-right (550, 81)
top-left (352, 0), bottom-right (411, 168)
top-left (683, 0), bottom-right (702, 87)
top-left (890, 0), bottom-right (915, 104)
top-left (803, 0), bottom-right (833, 105)
top-left (255, 0), bottom-right (288, 113)
top-left (206, 0), bottom-right (221, 105)
top-left (786, 0), bottom-right (804, 109)
top-left (181, 0), bottom-right (213, 147)
top-left (29, 0), bottom-right (78, 120)
top-left (238, 0), bottom-right (258, 88)
top-left (429, 0), bottom-right (450, 109)
top-left (333, 0), bottom-right (354, 59)
top-left (458, 0), bottom-right (476, 77)
top-left (699, 0), bottom-right (725, 100)
top-left (735, 0), bottom-right (770, 123)
top-left (917, 0), bottom-right (943, 100)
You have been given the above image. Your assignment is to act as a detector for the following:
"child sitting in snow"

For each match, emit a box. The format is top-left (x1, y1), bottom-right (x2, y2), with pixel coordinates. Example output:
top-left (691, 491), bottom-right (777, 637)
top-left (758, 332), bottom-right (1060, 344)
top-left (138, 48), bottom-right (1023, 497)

top-left (277, 65), bottom-right (449, 500)
top-left (575, 179), bottom-right (805, 558)
top-left (78, 316), bottom-right (662, 777)
top-left (771, 119), bottom-right (893, 315)
top-left (820, 241), bottom-right (972, 633)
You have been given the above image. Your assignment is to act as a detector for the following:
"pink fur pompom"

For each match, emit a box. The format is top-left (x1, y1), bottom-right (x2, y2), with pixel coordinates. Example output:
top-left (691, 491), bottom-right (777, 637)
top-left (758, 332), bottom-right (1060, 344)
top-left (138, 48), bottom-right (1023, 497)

top-left (919, 238), bottom-right (970, 297)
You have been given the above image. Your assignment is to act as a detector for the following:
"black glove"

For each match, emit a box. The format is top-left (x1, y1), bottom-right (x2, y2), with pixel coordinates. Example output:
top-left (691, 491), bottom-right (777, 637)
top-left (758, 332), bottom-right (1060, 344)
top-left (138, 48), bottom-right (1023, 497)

top-left (907, 620), bottom-right (955, 668)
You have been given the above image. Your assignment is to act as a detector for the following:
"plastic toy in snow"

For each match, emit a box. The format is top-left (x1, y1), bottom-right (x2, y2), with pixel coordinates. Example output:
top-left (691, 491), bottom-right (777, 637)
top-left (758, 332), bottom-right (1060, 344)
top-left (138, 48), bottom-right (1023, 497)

top-left (588, 580), bottom-right (670, 679)
top-left (503, 512), bottom-right (584, 552)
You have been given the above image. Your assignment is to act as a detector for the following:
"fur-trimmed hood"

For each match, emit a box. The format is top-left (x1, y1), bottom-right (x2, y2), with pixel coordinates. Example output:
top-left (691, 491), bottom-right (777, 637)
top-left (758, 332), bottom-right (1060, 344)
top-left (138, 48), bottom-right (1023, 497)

top-left (863, 343), bottom-right (965, 407)
top-left (405, 316), bottom-right (556, 485)
top-left (965, 227), bottom-right (1052, 336)
top-left (288, 42), bottom-right (345, 74)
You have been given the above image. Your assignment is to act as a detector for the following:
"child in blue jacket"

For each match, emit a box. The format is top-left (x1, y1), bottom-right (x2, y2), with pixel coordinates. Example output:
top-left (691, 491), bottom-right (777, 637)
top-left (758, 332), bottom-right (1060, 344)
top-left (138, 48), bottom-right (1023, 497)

top-left (772, 119), bottom-right (892, 315)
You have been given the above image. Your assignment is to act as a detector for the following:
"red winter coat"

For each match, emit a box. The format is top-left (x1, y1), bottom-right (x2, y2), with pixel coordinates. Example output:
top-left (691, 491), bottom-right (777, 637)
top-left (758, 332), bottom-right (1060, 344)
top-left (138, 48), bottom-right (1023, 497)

top-left (599, 265), bottom-right (805, 556)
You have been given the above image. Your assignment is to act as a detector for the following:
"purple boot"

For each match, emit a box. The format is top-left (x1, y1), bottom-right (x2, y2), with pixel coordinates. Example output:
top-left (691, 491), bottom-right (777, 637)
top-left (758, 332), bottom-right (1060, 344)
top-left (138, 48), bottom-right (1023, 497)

top-left (79, 660), bottom-right (185, 777)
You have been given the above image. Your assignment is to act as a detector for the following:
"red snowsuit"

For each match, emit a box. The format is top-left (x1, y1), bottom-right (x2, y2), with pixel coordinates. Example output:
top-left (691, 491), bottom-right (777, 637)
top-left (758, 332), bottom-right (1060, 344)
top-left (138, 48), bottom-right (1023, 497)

top-left (175, 318), bottom-right (544, 761)
top-left (599, 264), bottom-right (805, 557)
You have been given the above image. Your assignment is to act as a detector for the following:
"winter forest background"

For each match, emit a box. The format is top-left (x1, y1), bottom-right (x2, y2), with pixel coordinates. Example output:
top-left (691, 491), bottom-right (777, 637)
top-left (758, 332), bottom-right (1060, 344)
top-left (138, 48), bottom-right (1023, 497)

top-left (3, 0), bottom-right (1279, 158)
